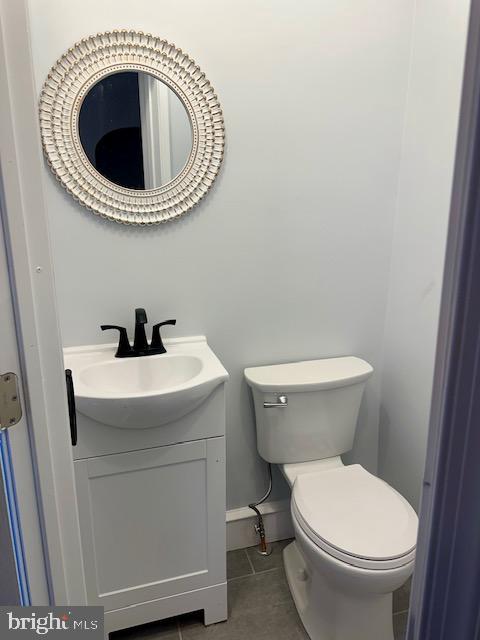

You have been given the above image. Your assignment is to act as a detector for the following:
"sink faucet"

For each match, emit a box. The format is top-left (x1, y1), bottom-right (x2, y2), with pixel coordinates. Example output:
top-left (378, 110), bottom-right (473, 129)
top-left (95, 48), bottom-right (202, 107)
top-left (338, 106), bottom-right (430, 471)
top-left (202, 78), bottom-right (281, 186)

top-left (101, 309), bottom-right (176, 358)
top-left (133, 308), bottom-right (149, 354)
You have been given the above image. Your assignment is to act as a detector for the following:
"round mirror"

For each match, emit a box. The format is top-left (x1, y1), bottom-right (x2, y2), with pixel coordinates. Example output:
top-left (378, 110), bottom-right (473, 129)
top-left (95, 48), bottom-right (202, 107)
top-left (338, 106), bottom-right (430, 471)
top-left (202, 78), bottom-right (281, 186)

top-left (40, 31), bottom-right (224, 224)
top-left (78, 71), bottom-right (193, 190)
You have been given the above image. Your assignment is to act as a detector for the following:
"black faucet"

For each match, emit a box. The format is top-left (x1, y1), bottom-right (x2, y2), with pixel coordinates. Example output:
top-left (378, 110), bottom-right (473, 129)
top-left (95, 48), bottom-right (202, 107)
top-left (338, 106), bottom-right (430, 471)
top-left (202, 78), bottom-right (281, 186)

top-left (133, 307), bottom-right (149, 354)
top-left (101, 309), bottom-right (176, 358)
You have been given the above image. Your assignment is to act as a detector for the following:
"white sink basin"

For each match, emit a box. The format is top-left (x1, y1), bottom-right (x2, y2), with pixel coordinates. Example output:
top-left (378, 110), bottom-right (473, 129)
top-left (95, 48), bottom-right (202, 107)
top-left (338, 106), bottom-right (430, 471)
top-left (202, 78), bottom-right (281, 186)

top-left (64, 336), bottom-right (228, 429)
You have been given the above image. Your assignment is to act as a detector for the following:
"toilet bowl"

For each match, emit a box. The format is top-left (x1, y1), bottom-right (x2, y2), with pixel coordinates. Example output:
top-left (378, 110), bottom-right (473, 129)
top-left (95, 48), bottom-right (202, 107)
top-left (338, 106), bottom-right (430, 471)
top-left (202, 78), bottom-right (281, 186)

top-left (244, 356), bottom-right (418, 640)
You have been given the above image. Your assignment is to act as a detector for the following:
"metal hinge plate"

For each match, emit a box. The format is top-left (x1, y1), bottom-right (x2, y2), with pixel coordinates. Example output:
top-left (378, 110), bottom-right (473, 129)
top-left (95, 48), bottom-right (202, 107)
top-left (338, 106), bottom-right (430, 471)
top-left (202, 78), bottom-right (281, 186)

top-left (0, 372), bottom-right (22, 431)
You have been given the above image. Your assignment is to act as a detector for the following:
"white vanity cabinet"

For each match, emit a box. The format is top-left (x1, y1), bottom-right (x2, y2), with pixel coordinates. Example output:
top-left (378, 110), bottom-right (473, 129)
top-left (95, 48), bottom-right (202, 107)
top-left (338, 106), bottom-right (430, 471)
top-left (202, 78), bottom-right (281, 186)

top-left (75, 437), bottom-right (225, 611)
top-left (67, 338), bottom-right (228, 636)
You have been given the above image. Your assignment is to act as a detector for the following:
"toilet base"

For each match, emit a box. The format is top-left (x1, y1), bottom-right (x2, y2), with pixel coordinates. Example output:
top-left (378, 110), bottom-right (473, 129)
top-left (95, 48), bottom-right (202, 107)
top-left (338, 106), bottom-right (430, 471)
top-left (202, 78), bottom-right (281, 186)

top-left (283, 540), bottom-right (395, 640)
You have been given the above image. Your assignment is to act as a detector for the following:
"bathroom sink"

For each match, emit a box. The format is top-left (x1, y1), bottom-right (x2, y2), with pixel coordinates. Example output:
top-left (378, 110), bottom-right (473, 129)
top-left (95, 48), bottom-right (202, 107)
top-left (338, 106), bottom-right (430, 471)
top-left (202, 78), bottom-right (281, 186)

top-left (79, 355), bottom-right (202, 395)
top-left (64, 336), bottom-right (228, 428)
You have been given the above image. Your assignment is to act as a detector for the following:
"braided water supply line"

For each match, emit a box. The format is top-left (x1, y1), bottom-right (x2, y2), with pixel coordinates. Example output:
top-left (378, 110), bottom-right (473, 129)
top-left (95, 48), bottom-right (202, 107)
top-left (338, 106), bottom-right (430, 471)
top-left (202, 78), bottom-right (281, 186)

top-left (248, 463), bottom-right (273, 555)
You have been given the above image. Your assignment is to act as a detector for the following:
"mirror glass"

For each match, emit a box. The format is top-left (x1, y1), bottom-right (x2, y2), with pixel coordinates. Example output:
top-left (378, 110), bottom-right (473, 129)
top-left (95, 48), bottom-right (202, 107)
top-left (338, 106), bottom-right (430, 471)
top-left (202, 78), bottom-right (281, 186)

top-left (78, 71), bottom-right (193, 190)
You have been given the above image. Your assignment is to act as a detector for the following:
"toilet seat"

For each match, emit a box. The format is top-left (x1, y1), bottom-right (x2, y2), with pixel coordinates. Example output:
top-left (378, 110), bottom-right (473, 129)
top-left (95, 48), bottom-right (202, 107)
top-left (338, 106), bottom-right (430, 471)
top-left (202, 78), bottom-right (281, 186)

top-left (292, 464), bottom-right (418, 570)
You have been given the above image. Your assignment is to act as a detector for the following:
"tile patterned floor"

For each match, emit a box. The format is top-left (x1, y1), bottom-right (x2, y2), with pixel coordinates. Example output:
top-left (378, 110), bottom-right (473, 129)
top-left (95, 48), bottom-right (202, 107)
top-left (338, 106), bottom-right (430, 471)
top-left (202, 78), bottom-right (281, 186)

top-left (111, 540), bottom-right (410, 640)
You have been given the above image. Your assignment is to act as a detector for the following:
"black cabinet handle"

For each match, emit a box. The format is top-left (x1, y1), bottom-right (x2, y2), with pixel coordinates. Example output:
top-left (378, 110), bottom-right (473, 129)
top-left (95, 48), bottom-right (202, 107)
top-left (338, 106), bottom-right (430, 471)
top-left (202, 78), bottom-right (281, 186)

top-left (65, 369), bottom-right (77, 446)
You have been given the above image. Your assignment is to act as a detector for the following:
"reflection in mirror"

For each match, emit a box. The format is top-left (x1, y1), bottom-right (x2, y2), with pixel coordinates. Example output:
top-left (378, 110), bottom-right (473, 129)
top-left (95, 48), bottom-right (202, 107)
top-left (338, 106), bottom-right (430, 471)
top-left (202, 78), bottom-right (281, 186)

top-left (78, 71), bottom-right (192, 190)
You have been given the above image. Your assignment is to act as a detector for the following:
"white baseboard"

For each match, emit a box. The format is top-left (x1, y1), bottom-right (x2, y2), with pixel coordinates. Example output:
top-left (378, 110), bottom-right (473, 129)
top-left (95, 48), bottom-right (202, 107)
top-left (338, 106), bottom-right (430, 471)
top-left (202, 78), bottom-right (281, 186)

top-left (226, 499), bottom-right (294, 551)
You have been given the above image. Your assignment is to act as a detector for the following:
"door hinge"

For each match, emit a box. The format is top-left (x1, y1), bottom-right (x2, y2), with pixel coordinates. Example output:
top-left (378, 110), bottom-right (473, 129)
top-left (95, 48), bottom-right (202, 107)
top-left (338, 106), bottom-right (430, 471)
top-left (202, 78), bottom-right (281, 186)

top-left (0, 372), bottom-right (22, 431)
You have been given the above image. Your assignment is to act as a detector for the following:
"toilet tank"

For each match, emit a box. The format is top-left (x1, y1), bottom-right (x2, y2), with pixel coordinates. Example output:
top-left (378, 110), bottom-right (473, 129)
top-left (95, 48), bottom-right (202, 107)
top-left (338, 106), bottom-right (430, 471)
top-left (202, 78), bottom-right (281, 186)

top-left (244, 357), bottom-right (373, 464)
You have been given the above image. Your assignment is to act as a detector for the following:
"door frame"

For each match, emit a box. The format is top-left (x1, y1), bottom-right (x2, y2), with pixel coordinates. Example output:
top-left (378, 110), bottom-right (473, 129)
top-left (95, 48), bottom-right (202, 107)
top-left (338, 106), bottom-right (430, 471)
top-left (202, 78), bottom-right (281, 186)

top-left (0, 191), bottom-right (50, 605)
top-left (408, 0), bottom-right (480, 638)
top-left (0, 0), bottom-right (86, 605)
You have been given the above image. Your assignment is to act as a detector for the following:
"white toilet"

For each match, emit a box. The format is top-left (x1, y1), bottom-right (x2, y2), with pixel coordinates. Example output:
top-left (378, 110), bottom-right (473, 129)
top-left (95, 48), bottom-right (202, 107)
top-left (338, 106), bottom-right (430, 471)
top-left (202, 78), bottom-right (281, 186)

top-left (244, 357), bottom-right (418, 640)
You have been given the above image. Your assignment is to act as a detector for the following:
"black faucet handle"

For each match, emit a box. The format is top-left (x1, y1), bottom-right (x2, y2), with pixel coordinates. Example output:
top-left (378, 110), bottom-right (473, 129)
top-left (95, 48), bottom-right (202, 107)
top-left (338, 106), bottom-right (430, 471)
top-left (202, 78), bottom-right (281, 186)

top-left (135, 308), bottom-right (148, 324)
top-left (150, 319), bottom-right (177, 353)
top-left (101, 325), bottom-right (133, 358)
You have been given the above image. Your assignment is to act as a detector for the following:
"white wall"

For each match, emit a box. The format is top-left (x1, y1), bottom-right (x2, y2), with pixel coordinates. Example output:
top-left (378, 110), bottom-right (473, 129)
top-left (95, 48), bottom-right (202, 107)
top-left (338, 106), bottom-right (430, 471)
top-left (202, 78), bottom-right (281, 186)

top-left (378, 0), bottom-right (470, 509)
top-left (28, 0), bottom-right (414, 509)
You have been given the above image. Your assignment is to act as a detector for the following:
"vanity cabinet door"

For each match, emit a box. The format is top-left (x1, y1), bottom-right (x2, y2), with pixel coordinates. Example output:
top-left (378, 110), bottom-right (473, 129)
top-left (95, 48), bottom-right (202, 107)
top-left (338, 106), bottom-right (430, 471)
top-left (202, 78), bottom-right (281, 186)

top-left (74, 437), bottom-right (225, 612)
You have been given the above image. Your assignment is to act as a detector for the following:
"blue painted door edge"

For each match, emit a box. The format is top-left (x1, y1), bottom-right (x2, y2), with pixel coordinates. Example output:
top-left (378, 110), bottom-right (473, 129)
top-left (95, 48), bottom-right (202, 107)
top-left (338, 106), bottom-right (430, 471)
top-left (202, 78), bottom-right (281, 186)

top-left (0, 431), bottom-right (31, 605)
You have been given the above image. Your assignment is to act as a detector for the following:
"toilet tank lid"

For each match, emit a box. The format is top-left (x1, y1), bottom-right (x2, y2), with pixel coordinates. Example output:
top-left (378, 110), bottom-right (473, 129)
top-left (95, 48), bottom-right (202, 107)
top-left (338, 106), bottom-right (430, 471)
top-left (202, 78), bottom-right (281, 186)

top-left (244, 356), bottom-right (373, 392)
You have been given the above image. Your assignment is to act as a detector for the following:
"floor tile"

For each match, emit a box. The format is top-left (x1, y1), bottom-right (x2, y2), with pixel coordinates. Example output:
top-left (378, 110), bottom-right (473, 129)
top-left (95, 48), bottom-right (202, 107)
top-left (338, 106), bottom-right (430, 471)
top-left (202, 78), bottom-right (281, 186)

top-left (179, 568), bottom-right (308, 639)
top-left (227, 549), bottom-right (253, 580)
top-left (180, 602), bottom-right (308, 639)
top-left (245, 538), bottom-right (292, 573)
top-left (110, 616), bottom-right (179, 640)
top-left (393, 611), bottom-right (408, 640)
top-left (227, 567), bottom-right (292, 615)
top-left (393, 577), bottom-right (412, 613)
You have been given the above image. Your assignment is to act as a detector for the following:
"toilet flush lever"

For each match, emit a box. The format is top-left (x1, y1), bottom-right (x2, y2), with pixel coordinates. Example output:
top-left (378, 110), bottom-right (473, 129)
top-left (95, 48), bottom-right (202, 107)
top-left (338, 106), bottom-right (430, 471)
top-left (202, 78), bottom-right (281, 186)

top-left (263, 394), bottom-right (288, 409)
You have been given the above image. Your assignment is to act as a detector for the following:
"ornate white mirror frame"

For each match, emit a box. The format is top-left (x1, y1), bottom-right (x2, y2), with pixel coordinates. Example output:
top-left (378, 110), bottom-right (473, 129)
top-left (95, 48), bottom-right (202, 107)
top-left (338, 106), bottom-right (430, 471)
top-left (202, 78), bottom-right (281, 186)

top-left (39, 30), bottom-right (224, 225)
